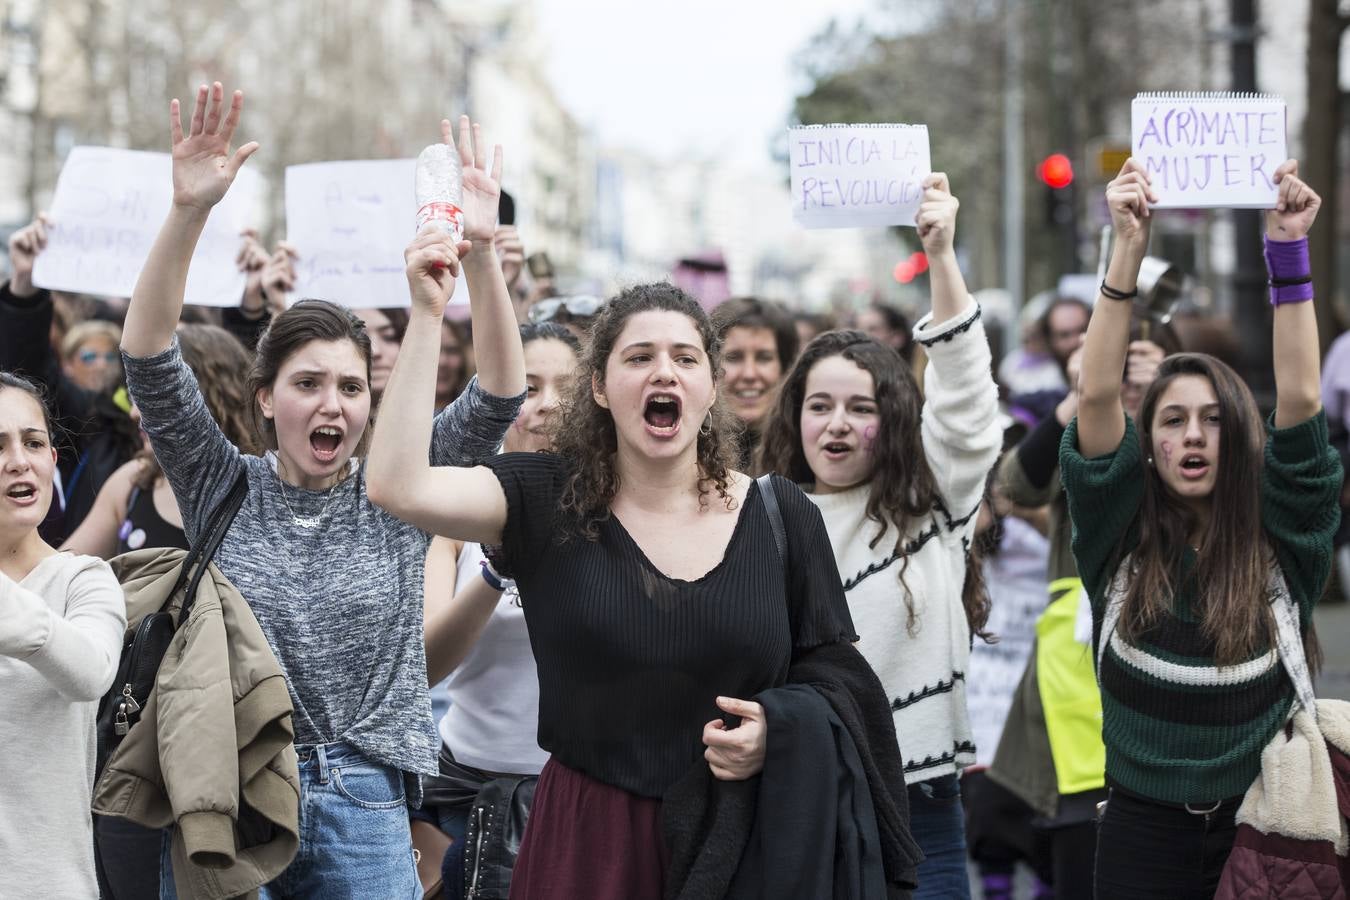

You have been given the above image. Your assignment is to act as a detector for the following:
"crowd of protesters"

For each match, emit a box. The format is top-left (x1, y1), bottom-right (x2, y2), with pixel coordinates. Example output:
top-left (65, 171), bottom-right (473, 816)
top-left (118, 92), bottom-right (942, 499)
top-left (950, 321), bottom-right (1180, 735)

top-left (0, 80), bottom-right (1341, 900)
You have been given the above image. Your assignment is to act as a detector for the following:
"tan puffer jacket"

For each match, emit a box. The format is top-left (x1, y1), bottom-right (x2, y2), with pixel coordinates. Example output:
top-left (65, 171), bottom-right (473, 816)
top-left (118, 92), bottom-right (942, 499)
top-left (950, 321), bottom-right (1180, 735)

top-left (93, 546), bottom-right (300, 900)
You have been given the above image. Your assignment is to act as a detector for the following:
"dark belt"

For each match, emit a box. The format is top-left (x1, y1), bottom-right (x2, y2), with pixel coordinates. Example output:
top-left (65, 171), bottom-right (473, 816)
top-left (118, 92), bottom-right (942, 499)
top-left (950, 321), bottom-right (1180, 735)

top-left (421, 744), bottom-right (526, 810)
top-left (1105, 780), bottom-right (1243, 815)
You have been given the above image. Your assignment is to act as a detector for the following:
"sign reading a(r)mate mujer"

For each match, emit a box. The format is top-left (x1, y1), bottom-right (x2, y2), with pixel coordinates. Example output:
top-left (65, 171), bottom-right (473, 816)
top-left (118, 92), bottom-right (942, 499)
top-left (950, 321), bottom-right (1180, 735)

top-left (1131, 92), bottom-right (1286, 209)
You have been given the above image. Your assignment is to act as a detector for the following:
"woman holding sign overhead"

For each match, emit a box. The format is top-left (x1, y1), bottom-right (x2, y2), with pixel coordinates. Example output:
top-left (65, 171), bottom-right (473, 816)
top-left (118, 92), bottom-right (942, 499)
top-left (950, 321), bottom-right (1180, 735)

top-left (758, 172), bottom-right (1002, 900)
top-left (1063, 157), bottom-right (1340, 898)
top-left (120, 83), bottom-right (524, 896)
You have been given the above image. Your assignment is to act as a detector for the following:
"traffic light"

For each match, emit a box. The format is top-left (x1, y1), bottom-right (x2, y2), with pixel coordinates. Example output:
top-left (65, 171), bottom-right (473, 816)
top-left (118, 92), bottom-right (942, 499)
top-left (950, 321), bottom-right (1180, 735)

top-left (1036, 153), bottom-right (1074, 189)
top-left (1037, 153), bottom-right (1075, 227)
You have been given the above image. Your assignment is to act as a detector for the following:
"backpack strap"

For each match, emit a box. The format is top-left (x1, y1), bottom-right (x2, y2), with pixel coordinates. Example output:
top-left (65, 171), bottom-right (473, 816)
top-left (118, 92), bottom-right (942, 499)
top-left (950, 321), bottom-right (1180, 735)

top-left (756, 473), bottom-right (787, 568)
top-left (1096, 559), bottom-right (1130, 679)
top-left (1269, 567), bottom-right (1318, 720)
top-left (170, 470), bottom-right (249, 625)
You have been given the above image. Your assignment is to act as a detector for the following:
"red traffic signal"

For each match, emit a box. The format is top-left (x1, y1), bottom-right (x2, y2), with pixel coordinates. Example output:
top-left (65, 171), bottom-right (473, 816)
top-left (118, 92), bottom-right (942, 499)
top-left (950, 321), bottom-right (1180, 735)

top-left (1036, 153), bottom-right (1074, 190)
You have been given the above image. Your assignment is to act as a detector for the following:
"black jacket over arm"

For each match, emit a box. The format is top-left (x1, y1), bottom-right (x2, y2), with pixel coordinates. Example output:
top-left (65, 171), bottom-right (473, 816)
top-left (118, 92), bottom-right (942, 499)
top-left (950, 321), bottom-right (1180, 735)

top-left (662, 640), bottom-right (922, 900)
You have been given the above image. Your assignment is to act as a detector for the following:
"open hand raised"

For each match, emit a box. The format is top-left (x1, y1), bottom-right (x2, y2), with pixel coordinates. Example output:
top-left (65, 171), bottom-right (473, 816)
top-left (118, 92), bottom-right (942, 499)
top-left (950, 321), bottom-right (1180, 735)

top-left (440, 115), bottom-right (503, 245)
top-left (170, 82), bottom-right (259, 211)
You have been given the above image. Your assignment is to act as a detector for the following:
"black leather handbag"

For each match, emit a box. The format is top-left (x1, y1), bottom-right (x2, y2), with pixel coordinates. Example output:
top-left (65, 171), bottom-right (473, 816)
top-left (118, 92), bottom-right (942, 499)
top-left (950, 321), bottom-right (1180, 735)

top-left (95, 471), bottom-right (248, 774)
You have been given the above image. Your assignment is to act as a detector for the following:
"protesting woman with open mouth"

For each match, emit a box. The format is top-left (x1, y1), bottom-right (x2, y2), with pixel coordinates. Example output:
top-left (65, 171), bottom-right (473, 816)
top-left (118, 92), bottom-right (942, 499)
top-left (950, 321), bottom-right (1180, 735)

top-left (119, 83), bottom-right (524, 896)
top-left (369, 268), bottom-right (923, 891)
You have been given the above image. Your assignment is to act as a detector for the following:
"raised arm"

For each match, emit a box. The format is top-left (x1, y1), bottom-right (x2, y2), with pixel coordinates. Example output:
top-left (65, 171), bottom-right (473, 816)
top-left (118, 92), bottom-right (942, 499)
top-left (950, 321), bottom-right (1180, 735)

top-left (1076, 160), bottom-right (1156, 459)
top-left (121, 83), bottom-right (259, 357)
top-left (446, 116), bottom-right (525, 400)
top-left (913, 173), bottom-right (1002, 519)
top-left (1265, 160), bottom-right (1323, 428)
top-left (366, 229), bottom-right (508, 543)
top-left (367, 118), bottom-right (510, 545)
top-left (916, 172), bottom-right (970, 327)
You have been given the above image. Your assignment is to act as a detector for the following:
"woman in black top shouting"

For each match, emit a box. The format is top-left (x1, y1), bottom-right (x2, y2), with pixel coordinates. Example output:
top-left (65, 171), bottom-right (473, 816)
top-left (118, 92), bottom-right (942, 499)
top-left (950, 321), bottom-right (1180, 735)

top-left (370, 265), bottom-right (920, 895)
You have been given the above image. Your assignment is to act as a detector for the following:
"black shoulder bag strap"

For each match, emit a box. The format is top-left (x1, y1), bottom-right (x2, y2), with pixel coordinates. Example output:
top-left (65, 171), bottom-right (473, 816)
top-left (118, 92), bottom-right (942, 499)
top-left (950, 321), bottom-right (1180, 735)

top-left (171, 469), bottom-right (249, 624)
top-left (756, 472), bottom-right (788, 570)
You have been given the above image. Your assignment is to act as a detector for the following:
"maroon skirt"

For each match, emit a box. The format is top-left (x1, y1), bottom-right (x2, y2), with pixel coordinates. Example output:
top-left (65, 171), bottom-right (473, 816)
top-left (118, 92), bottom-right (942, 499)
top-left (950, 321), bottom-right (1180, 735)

top-left (509, 758), bottom-right (669, 900)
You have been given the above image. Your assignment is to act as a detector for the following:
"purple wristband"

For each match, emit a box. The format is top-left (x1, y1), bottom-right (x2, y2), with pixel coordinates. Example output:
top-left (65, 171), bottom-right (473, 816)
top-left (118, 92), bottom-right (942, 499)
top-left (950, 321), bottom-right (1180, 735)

top-left (1264, 235), bottom-right (1313, 306)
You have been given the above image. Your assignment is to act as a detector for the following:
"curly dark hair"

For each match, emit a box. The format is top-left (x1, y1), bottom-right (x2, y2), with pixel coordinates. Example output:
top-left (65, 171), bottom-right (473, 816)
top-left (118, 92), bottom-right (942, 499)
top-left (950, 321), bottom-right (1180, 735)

top-left (548, 282), bottom-right (740, 540)
top-left (759, 329), bottom-right (992, 640)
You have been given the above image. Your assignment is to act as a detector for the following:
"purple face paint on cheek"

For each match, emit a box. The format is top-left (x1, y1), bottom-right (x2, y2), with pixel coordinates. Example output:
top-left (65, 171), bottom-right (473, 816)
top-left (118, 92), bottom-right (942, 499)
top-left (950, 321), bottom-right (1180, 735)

top-left (863, 425), bottom-right (878, 453)
top-left (1160, 440), bottom-right (1174, 468)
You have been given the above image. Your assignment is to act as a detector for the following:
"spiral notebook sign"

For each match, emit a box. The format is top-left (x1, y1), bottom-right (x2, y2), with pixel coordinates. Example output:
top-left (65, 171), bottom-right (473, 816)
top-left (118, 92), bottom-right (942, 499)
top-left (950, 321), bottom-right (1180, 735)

top-left (1131, 92), bottom-right (1286, 209)
top-left (788, 124), bottom-right (931, 228)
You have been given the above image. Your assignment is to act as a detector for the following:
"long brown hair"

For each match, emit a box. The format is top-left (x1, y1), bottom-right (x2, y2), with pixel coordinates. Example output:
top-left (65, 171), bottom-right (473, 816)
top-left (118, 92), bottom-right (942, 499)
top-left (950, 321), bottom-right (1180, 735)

top-left (1121, 353), bottom-right (1280, 666)
top-left (136, 324), bottom-right (260, 489)
top-left (548, 283), bottom-right (739, 540)
top-left (758, 330), bottom-right (992, 640)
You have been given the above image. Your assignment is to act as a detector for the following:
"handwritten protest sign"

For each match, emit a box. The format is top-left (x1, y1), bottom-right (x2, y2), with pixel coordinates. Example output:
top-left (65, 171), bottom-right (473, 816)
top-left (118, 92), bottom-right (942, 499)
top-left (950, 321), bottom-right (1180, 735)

top-left (32, 146), bottom-right (261, 306)
top-left (286, 159), bottom-right (420, 308)
top-left (285, 159), bottom-right (475, 309)
top-left (1131, 93), bottom-right (1286, 209)
top-left (789, 124), bottom-right (931, 228)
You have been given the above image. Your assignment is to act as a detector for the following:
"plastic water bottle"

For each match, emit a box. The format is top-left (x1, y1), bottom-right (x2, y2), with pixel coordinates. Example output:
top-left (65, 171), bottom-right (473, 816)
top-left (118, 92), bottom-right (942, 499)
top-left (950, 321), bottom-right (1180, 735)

top-left (414, 143), bottom-right (464, 242)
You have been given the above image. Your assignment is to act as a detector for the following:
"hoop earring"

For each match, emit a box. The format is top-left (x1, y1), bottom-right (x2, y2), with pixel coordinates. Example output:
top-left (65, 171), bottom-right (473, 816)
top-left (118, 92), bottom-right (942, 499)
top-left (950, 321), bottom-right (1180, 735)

top-left (700, 413), bottom-right (712, 436)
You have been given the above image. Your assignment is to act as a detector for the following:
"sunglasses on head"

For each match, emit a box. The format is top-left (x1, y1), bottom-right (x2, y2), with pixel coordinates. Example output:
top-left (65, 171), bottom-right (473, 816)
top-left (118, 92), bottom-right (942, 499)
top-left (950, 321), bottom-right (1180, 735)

top-left (529, 295), bottom-right (602, 323)
top-left (78, 350), bottom-right (121, 366)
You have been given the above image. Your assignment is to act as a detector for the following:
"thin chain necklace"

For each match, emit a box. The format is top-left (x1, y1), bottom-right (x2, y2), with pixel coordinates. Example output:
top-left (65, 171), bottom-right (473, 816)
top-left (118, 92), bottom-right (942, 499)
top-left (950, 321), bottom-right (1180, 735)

top-left (275, 457), bottom-right (340, 529)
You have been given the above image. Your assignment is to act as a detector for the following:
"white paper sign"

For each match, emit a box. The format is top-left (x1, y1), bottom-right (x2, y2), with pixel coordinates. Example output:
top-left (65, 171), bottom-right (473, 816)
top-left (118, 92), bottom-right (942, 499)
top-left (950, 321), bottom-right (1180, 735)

top-left (1132, 92), bottom-right (1286, 209)
top-left (789, 124), bottom-right (931, 229)
top-left (286, 159), bottom-right (423, 309)
top-left (32, 146), bottom-right (261, 306)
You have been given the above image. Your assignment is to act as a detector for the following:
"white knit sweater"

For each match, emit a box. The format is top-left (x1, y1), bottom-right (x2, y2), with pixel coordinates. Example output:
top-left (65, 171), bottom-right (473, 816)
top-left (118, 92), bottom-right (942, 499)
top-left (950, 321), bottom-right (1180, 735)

top-left (0, 552), bottom-right (125, 898)
top-left (808, 301), bottom-right (1001, 785)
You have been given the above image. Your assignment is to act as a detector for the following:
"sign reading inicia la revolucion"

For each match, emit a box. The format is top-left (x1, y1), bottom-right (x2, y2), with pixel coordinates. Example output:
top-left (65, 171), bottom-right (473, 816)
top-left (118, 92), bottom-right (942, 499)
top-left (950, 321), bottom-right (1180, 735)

top-left (1131, 92), bottom-right (1286, 209)
top-left (789, 124), bottom-right (932, 228)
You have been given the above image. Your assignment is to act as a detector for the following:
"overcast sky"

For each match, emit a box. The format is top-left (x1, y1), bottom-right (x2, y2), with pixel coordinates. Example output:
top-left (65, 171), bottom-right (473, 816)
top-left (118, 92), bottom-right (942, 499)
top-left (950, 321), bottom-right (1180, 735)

top-left (534, 0), bottom-right (875, 170)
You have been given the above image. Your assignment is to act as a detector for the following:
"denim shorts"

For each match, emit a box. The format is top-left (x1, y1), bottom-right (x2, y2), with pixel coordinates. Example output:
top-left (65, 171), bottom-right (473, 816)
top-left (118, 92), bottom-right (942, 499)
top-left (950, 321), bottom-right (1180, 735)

top-left (162, 742), bottom-right (419, 900)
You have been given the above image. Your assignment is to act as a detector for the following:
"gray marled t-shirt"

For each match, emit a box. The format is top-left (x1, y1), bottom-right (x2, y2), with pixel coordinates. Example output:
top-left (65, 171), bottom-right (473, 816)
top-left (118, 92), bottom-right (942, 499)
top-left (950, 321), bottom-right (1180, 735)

top-left (124, 338), bottom-right (521, 775)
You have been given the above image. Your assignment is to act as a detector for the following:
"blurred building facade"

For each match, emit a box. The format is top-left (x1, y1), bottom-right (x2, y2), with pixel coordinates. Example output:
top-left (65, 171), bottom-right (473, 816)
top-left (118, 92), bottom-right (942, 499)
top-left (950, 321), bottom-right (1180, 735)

top-left (0, 0), bottom-right (594, 276)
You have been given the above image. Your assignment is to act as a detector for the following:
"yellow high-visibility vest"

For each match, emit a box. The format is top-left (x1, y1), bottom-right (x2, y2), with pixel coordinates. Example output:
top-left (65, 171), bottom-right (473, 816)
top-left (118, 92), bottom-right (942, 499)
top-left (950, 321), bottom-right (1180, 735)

top-left (1036, 577), bottom-right (1106, 794)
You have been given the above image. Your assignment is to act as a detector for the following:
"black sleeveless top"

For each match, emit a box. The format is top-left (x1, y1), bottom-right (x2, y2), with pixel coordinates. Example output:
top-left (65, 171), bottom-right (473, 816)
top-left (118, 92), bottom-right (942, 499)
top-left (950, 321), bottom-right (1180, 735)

top-left (482, 453), bottom-right (857, 798)
top-left (117, 483), bottom-right (189, 555)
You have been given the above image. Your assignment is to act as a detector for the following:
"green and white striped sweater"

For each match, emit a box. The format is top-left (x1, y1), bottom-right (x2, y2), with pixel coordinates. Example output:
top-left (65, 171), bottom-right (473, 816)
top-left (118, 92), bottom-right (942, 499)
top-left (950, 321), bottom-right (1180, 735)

top-left (1060, 411), bottom-right (1341, 805)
